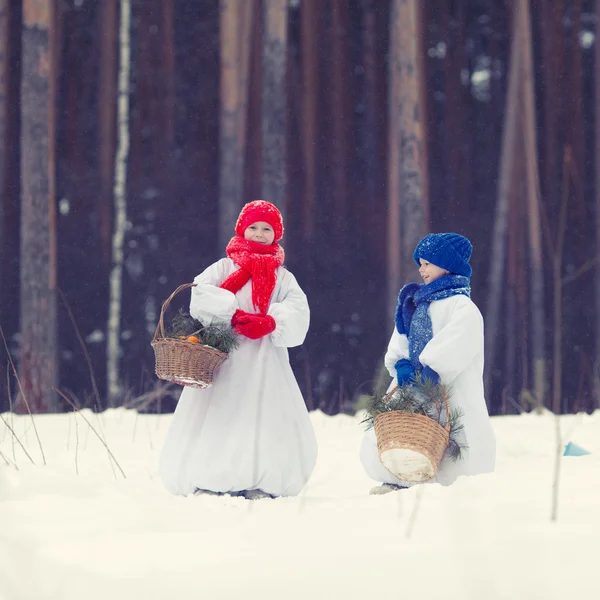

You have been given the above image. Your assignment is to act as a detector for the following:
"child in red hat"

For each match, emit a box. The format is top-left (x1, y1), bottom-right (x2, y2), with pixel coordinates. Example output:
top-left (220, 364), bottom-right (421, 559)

top-left (159, 200), bottom-right (317, 499)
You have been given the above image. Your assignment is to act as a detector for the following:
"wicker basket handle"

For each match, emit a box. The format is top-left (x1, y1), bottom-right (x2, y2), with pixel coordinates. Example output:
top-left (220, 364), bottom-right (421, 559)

top-left (384, 383), bottom-right (452, 432)
top-left (153, 283), bottom-right (197, 341)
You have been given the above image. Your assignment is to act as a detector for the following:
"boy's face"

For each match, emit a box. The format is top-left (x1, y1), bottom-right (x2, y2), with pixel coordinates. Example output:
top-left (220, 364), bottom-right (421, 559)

top-left (418, 258), bottom-right (449, 284)
top-left (244, 221), bottom-right (275, 245)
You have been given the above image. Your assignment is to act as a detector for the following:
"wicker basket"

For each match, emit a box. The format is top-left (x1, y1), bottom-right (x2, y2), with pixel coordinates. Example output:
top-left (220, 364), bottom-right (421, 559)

top-left (151, 283), bottom-right (228, 389)
top-left (374, 385), bottom-right (451, 483)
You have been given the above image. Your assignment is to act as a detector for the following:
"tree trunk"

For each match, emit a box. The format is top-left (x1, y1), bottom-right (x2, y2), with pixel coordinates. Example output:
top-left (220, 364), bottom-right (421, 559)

top-left (512, 138), bottom-right (529, 409)
top-left (505, 144), bottom-right (524, 412)
top-left (416, 0), bottom-right (429, 224)
top-left (162, 0), bottom-right (176, 147)
top-left (359, 0), bottom-right (378, 228)
top-left (359, 0), bottom-right (388, 263)
top-left (300, 0), bottom-right (318, 240)
top-left (441, 0), bottom-right (466, 211)
top-left (454, 1), bottom-right (471, 217)
top-left (19, 0), bottom-right (58, 413)
top-left (98, 0), bottom-right (117, 270)
top-left (516, 171), bottom-right (529, 402)
top-left (219, 0), bottom-right (254, 248)
top-left (0, 0), bottom-right (7, 295)
top-left (540, 0), bottom-right (559, 215)
top-left (245, 8), bottom-right (262, 202)
top-left (484, 4), bottom-right (521, 400)
top-left (261, 0), bottom-right (288, 214)
top-left (387, 0), bottom-right (427, 316)
top-left (568, 0), bottom-right (584, 219)
top-left (595, 0), bottom-right (600, 407)
top-left (519, 0), bottom-right (546, 409)
top-left (331, 0), bottom-right (350, 234)
top-left (0, 3), bottom-right (20, 396)
top-left (107, 0), bottom-right (132, 404)
top-left (387, 0), bottom-right (401, 316)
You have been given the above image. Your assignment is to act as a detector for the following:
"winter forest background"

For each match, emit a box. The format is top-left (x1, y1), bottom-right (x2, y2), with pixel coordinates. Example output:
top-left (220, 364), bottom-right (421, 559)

top-left (0, 0), bottom-right (598, 417)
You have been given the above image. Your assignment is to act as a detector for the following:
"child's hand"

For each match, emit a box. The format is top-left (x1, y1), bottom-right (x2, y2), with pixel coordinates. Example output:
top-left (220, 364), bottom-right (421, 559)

top-left (231, 309), bottom-right (253, 327)
top-left (234, 314), bottom-right (276, 339)
top-left (395, 359), bottom-right (416, 385)
top-left (421, 365), bottom-right (440, 385)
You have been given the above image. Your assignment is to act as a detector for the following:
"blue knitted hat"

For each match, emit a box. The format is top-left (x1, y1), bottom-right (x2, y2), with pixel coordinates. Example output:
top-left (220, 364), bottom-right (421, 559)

top-left (413, 233), bottom-right (473, 277)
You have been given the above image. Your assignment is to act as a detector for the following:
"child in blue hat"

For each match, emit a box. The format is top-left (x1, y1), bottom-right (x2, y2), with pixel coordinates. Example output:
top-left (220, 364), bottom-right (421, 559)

top-left (361, 233), bottom-right (496, 493)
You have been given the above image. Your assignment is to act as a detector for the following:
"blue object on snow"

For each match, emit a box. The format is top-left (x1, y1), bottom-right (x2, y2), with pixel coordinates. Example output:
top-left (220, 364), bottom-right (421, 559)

top-left (563, 442), bottom-right (591, 457)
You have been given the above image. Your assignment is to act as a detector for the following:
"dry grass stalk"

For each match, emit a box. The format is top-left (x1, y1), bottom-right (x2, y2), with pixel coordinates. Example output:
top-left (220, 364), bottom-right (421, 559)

top-left (0, 323), bottom-right (46, 465)
top-left (124, 381), bottom-right (175, 412)
top-left (7, 363), bottom-right (16, 461)
top-left (56, 388), bottom-right (126, 479)
top-left (0, 413), bottom-right (35, 465)
top-left (58, 288), bottom-right (103, 411)
top-left (0, 447), bottom-right (18, 469)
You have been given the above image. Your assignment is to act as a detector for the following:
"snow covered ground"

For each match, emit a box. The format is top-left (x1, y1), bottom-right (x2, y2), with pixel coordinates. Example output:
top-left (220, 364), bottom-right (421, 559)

top-left (1, 406), bottom-right (598, 600)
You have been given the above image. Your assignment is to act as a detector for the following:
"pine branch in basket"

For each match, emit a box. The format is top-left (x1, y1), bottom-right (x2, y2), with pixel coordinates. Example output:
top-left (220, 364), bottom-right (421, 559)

top-left (165, 310), bottom-right (240, 354)
top-left (444, 406), bottom-right (467, 461)
top-left (200, 321), bottom-right (240, 354)
top-left (166, 310), bottom-right (203, 338)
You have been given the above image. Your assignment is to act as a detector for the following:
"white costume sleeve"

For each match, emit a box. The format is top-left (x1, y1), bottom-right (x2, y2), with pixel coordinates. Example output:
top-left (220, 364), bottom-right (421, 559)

top-left (267, 271), bottom-right (310, 348)
top-left (418, 299), bottom-right (483, 383)
top-left (383, 328), bottom-right (410, 378)
top-left (189, 259), bottom-right (239, 325)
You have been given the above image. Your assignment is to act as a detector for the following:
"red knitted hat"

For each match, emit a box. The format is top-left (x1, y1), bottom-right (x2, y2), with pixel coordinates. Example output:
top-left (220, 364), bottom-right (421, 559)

top-left (235, 200), bottom-right (284, 242)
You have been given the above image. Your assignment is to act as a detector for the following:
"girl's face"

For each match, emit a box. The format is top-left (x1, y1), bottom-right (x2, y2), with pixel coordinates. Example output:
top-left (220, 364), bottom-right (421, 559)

top-left (244, 221), bottom-right (275, 245)
top-left (418, 258), bottom-right (449, 284)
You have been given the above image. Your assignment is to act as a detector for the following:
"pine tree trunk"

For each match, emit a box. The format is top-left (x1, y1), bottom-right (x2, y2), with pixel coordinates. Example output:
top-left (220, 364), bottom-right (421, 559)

top-left (387, 0), bottom-right (401, 315)
top-left (219, 0), bottom-right (254, 248)
top-left (360, 0), bottom-right (378, 218)
top-left (441, 0), bottom-right (461, 208)
top-left (245, 10), bottom-right (262, 202)
top-left (520, 0), bottom-right (546, 409)
top-left (261, 0), bottom-right (288, 214)
top-left (513, 140), bottom-right (529, 409)
top-left (331, 0), bottom-right (350, 233)
top-left (359, 0), bottom-right (387, 261)
top-left (300, 0), bottom-right (318, 239)
top-left (569, 0), bottom-right (584, 217)
top-left (387, 0), bottom-right (426, 316)
top-left (516, 170), bottom-right (530, 402)
top-left (416, 0), bottom-right (429, 221)
top-left (107, 0), bottom-right (132, 404)
top-left (19, 0), bottom-right (58, 413)
top-left (162, 0), bottom-right (175, 147)
top-left (0, 0), bottom-right (6, 412)
top-left (505, 145), bottom-right (524, 412)
top-left (540, 0), bottom-right (559, 215)
top-left (98, 0), bottom-right (117, 270)
top-left (454, 1), bottom-right (470, 216)
top-left (563, 0), bottom-right (588, 408)
top-left (0, 0), bottom-right (7, 292)
top-left (0, 1), bottom-right (19, 376)
top-left (484, 4), bottom-right (521, 399)
top-left (595, 0), bottom-right (600, 408)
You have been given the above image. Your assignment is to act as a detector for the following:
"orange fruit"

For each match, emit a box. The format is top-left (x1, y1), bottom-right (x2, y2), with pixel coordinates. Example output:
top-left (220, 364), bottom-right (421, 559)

top-left (185, 336), bottom-right (199, 343)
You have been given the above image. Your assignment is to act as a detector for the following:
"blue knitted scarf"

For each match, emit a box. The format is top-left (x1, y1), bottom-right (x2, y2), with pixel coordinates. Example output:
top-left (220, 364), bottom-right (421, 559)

top-left (394, 275), bottom-right (471, 370)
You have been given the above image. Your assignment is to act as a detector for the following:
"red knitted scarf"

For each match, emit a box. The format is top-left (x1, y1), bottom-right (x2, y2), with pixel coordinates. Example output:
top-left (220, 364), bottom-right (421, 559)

top-left (220, 236), bottom-right (285, 314)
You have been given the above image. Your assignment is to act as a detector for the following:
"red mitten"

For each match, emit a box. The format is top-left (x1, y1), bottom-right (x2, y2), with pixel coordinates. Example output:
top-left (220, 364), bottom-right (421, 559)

top-left (234, 314), bottom-right (276, 339)
top-left (231, 309), bottom-right (252, 327)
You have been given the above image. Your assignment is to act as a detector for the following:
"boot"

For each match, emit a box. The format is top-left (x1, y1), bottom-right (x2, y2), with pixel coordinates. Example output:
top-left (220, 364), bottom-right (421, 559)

top-left (369, 483), bottom-right (408, 495)
top-left (243, 489), bottom-right (275, 500)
